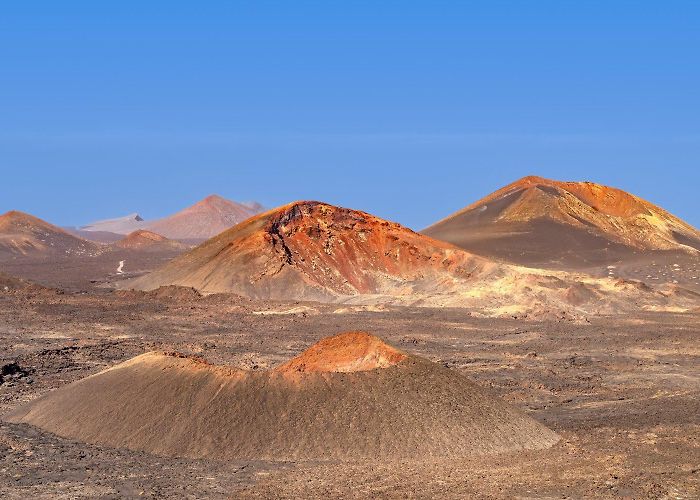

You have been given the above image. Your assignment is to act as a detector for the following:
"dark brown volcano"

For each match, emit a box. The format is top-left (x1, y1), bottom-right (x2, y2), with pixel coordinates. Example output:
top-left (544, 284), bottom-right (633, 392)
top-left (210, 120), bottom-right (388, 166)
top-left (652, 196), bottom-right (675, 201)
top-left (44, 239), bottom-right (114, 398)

top-left (423, 176), bottom-right (700, 269)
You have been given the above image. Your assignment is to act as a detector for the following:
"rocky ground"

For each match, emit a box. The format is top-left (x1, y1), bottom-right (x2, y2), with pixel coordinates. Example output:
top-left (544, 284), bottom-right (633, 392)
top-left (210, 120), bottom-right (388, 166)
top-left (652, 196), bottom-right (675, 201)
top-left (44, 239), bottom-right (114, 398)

top-left (0, 285), bottom-right (697, 498)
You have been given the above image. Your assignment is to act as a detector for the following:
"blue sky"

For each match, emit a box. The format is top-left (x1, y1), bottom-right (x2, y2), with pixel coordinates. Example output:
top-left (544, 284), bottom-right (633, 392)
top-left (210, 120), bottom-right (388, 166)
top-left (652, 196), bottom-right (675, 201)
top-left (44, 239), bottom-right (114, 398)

top-left (1, 1), bottom-right (699, 230)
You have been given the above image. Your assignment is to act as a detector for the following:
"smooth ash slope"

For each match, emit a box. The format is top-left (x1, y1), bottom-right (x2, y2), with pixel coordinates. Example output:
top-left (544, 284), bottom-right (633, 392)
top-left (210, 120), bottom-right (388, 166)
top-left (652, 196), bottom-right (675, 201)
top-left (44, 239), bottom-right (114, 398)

top-left (6, 332), bottom-right (560, 461)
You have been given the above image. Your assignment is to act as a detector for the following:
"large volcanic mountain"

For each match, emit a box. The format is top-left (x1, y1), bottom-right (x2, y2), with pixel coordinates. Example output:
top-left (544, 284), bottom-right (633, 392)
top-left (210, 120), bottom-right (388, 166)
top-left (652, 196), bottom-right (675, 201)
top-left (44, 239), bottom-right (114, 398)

top-left (5, 332), bottom-right (560, 461)
top-left (127, 201), bottom-right (494, 301)
top-left (423, 176), bottom-right (700, 269)
top-left (125, 201), bottom-right (698, 315)
top-left (145, 195), bottom-right (263, 241)
top-left (0, 211), bottom-right (99, 258)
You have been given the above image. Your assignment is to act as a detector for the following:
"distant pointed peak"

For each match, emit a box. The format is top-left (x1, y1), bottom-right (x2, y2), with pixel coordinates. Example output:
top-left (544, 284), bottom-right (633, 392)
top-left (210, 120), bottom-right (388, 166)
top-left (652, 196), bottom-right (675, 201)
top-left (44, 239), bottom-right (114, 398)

top-left (187, 194), bottom-right (240, 211)
top-left (194, 195), bottom-right (263, 213)
top-left (83, 213), bottom-right (145, 224)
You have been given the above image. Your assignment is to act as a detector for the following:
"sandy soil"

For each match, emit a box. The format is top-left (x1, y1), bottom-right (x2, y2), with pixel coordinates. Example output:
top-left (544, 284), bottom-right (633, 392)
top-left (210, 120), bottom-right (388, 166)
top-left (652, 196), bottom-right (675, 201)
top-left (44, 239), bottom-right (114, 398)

top-left (0, 286), bottom-right (698, 498)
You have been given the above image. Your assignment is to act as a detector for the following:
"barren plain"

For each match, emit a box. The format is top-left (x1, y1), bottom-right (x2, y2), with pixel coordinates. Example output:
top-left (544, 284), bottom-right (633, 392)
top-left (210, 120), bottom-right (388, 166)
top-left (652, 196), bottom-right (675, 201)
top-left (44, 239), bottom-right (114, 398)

top-left (0, 280), bottom-right (697, 498)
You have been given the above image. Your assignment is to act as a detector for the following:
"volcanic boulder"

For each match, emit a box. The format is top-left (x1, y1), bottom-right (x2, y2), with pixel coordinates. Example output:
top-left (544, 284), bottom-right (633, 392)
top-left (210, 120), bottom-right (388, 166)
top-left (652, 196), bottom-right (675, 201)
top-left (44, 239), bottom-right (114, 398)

top-left (5, 332), bottom-right (560, 461)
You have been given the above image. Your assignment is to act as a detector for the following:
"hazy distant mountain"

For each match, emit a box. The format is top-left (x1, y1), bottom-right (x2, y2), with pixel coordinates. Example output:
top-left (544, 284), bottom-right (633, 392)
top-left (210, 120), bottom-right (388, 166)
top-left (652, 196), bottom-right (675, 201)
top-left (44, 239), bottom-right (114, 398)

top-left (423, 176), bottom-right (700, 269)
top-left (145, 195), bottom-right (264, 241)
top-left (79, 195), bottom-right (264, 242)
top-left (81, 213), bottom-right (148, 235)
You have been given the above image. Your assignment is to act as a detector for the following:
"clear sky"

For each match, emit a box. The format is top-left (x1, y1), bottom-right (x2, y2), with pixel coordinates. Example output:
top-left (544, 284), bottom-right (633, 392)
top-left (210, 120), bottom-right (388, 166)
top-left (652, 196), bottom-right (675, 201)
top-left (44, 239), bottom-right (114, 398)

top-left (1, 1), bottom-right (699, 230)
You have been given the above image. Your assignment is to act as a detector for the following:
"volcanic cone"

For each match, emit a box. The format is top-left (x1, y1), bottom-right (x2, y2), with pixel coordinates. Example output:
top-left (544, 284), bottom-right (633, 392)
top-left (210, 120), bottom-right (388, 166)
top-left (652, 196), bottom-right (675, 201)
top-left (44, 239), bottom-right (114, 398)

top-left (6, 332), bottom-right (560, 461)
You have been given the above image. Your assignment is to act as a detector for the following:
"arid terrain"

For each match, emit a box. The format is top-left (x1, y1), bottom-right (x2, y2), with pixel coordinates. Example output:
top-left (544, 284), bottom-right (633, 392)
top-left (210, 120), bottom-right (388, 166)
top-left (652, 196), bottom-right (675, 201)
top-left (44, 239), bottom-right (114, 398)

top-left (0, 178), bottom-right (698, 498)
top-left (4, 0), bottom-right (699, 496)
top-left (0, 278), bottom-right (698, 498)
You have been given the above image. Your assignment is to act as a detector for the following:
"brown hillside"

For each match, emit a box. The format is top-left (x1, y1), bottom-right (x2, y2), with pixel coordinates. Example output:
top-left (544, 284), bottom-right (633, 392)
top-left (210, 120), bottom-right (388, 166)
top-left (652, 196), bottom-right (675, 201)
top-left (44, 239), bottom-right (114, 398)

top-left (0, 211), bottom-right (99, 258)
top-left (423, 176), bottom-right (700, 268)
